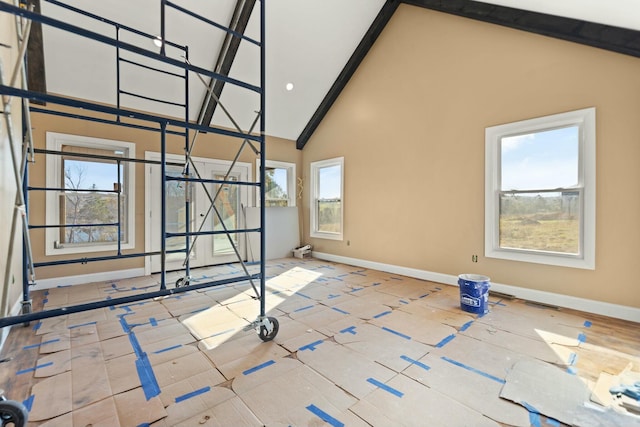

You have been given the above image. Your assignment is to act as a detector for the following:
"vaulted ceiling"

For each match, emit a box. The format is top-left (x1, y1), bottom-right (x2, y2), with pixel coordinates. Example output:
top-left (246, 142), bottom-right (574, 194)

top-left (17, 0), bottom-right (640, 149)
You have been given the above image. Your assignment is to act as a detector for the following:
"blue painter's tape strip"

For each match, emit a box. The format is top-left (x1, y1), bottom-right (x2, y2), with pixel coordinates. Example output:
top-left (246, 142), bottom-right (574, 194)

top-left (136, 355), bottom-right (161, 400)
top-left (577, 333), bottom-right (586, 343)
top-left (22, 395), bottom-right (34, 411)
top-left (332, 307), bottom-right (349, 315)
top-left (372, 282), bottom-right (381, 286)
top-left (546, 417), bottom-right (561, 427)
top-left (153, 344), bottom-right (182, 354)
top-left (350, 288), bottom-right (363, 293)
top-left (23, 338), bottom-right (60, 350)
top-left (568, 352), bottom-right (578, 366)
top-left (400, 355), bottom-right (430, 371)
top-left (121, 315), bottom-right (160, 400)
top-left (17, 362), bottom-right (54, 375)
top-left (419, 293), bottom-right (429, 299)
top-left (459, 321), bottom-right (473, 332)
top-left (399, 299), bottom-right (409, 305)
top-left (583, 320), bottom-right (592, 328)
top-left (68, 321), bottom-right (97, 329)
top-left (435, 334), bottom-right (456, 348)
top-left (296, 292), bottom-right (312, 299)
top-left (328, 293), bottom-right (341, 299)
top-left (521, 402), bottom-right (542, 427)
top-left (149, 317), bottom-right (158, 327)
top-left (382, 327), bottom-right (411, 340)
top-left (137, 423), bottom-right (150, 427)
top-left (175, 386), bottom-right (211, 403)
top-left (340, 326), bottom-right (357, 335)
top-left (367, 378), bottom-right (404, 397)
top-left (441, 356), bottom-right (505, 384)
top-left (567, 366), bottom-right (578, 375)
top-left (306, 404), bottom-right (344, 427)
top-left (373, 310), bottom-right (392, 319)
top-left (242, 359), bottom-right (276, 376)
top-left (42, 298), bottom-right (48, 304)
top-left (299, 340), bottom-right (324, 352)
top-left (294, 304), bottom-right (315, 313)
top-left (32, 322), bottom-right (41, 331)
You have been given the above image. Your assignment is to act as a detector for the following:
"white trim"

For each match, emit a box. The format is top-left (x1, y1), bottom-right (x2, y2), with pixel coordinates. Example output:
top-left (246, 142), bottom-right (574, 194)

top-left (45, 132), bottom-right (136, 256)
top-left (312, 251), bottom-right (640, 323)
top-left (31, 267), bottom-right (145, 291)
top-left (0, 297), bottom-right (26, 352)
top-left (310, 157), bottom-right (344, 241)
top-left (144, 151), bottom-right (253, 273)
top-left (485, 107), bottom-right (596, 269)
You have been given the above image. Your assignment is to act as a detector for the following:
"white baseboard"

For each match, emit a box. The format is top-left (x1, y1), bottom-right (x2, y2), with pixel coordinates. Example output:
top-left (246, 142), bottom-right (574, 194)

top-left (313, 251), bottom-right (640, 323)
top-left (31, 268), bottom-right (146, 291)
top-left (0, 296), bottom-right (28, 353)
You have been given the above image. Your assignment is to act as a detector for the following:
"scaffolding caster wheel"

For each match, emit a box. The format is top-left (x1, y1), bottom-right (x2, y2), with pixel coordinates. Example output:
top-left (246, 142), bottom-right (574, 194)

top-left (175, 277), bottom-right (190, 288)
top-left (257, 317), bottom-right (279, 342)
top-left (0, 390), bottom-right (28, 427)
top-left (21, 300), bottom-right (32, 328)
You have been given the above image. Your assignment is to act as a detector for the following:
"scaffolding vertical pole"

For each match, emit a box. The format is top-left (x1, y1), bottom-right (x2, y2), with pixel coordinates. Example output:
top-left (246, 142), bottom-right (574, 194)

top-left (115, 25), bottom-right (121, 121)
top-left (116, 159), bottom-right (122, 255)
top-left (160, 121), bottom-right (167, 290)
top-left (183, 46), bottom-right (191, 282)
top-left (160, 0), bottom-right (166, 57)
top-left (259, 0), bottom-right (266, 319)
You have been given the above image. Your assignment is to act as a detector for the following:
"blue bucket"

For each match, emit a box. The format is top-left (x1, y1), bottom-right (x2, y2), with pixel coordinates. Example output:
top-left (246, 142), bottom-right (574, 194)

top-left (458, 274), bottom-right (490, 315)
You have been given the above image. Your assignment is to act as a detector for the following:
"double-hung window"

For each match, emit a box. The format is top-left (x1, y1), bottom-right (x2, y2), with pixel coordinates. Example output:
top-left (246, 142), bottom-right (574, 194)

top-left (256, 160), bottom-right (296, 207)
top-left (45, 132), bottom-right (136, 255)
top-left (310, 157), bottom-right (344, 240)
top-left (485, 108), bottom-right (595, 269)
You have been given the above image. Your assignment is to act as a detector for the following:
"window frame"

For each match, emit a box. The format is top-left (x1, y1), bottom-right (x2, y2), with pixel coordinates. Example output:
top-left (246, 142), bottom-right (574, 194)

top-left (310, 157), bottom-right (344, 241)
top-left (45, 132), bottom-right (136, 255)
top-left (484, 108), bottom-right (596, 269)
top-left (256, 159), bottom-right (296, 207)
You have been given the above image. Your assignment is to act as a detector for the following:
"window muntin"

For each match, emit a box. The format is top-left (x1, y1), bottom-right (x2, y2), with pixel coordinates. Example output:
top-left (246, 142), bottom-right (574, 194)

top-left (310, 157), bottom-right (343, 240)
top-left (498, 126), bottom-right (580, 255)
top-left (46, 133), bottom-right (136, 255)
top-left (485, 108), bottom-right (595, 269)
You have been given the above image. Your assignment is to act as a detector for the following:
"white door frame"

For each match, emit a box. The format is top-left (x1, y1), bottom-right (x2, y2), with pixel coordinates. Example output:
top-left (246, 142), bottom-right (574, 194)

top-left (144, 151), bottom-right (252, 275)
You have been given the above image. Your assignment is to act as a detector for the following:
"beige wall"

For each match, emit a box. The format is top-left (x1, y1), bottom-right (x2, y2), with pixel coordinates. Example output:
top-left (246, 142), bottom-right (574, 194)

top-left (29, 106), bottom-right (301, 279)
top-left (0, 5), bottom-right (24, 317)
top-left (303, 5), bottom-right (640, 308)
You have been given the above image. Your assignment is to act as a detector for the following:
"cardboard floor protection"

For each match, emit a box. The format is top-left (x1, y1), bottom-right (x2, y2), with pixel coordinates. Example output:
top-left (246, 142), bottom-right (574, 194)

top-left (333, 322), bottom-right (431, 373)
top-left (403, 353), bottom-right (530, 426)
top-left (350, 372), bottom-right (501, 427)
top-left (235, 362), bottom-right (362, 426)
top-left (296, 339), bottom-right (397, 399)
top-left (501, 359), bottom-right (640, 427)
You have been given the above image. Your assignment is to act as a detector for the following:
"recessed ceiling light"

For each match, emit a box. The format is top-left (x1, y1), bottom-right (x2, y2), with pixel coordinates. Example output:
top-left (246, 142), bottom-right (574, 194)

top-left (153, 36), bottom-right (163, 47)
top-left (285, 82), bottom-right (294, 91)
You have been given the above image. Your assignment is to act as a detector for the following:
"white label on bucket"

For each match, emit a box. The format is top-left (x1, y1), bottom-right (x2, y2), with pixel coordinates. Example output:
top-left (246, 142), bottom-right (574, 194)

top-left (461, 294), bottom-right (481, 307)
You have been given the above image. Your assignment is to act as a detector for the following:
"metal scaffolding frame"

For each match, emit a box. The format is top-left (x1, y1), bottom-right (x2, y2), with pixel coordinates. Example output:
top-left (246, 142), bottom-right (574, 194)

top-left (0, 0), bottom-right (278, 341)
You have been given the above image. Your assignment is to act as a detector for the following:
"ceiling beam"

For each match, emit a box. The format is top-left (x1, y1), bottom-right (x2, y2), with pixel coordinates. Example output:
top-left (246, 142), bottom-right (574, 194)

top-left (296, 0), bottom-right (400, 150)
top-left (296, 0), bottom-right (640, 150)
top-left (26, 0), bottom-right (46, 103)
top-left (196, 0), bottom-right (255, 127)
top-left (403, 0), bottom-right (640, 59)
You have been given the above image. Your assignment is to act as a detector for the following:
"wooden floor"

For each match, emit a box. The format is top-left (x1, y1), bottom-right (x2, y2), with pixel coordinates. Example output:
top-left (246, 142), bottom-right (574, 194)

top-left (1, 258), bottom-right (639, 426)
